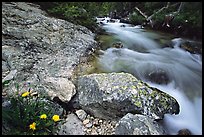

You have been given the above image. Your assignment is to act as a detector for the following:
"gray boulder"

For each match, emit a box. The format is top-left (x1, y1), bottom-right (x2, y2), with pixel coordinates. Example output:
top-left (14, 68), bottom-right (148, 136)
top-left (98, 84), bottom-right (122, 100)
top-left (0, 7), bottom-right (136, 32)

top-left (115, 113), bottom-right (166, 135)
top-left (57, 113), bottom-right (85, 135)
top-left (77, 72), bottom-right (179, 120)
top-left (2, 2), bottom-right (97, 101)
top-left (171, 38), bottom-right (202, 54)
top-left (144, 68), bottom-right (170, 85)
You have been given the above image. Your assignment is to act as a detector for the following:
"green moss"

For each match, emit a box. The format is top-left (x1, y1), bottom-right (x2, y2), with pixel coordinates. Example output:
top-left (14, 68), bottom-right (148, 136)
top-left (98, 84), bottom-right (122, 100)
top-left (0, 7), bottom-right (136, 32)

top-left (160, 96), bottom-right (167, 103)
top-left (149, 90), bottom-right (157, 98)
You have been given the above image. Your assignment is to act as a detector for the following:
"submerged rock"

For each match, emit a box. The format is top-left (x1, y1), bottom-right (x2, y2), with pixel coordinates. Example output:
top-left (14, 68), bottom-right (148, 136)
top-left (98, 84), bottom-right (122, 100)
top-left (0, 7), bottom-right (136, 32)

top-left (171, 38), bottom-right (202, 54)
top-left (180, 41), bottom-right (202, 55)
top-left (112, 42), bottom-right (123, 48)
top-left (177, 128), bottom-right (192, 135)
top-left (115, 113), bottom-right (166, 135)
top-left (77, 72), bottom-right (179, 120)
top-left (145, 68), bottom-right (170, 85)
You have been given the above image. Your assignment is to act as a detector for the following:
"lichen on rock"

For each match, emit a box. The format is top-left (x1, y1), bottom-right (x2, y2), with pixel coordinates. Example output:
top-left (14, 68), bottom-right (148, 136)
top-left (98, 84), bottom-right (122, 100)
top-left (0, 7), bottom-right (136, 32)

top-left (77, 72), bottom-right (179, 120)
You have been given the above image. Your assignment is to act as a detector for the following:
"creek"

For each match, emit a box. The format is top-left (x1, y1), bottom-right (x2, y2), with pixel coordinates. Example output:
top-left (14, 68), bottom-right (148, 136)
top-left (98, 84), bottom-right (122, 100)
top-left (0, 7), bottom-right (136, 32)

top-left (85, 17), bottom-right (202, 135)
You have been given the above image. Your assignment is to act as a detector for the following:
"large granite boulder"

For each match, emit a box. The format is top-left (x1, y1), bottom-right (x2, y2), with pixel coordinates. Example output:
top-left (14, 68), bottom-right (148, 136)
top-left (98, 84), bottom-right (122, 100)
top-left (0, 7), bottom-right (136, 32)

top-left (2, 2), bottom-right (97, 101)
top-left (77, 72), bottom-right (179, 120)
top-left (115, 113), bottom-right (166, 135)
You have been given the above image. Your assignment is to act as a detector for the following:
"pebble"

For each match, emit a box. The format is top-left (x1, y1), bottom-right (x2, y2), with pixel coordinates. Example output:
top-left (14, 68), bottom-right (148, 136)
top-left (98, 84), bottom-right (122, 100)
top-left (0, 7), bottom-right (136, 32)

top-left (80, 114), bottom-right (117, 135)
top-left (93, 119), bottom-right (99, 126)
top-left (90, 116), bottom-right (94, 120)
top-left (85, 123), bottom-right (92, 128)
top-left (83, 119), bottom-right (90, 125)
top-left (91, 130), bottom-right (98, 135)
top-left (75, 109), bottom-right (87, 121)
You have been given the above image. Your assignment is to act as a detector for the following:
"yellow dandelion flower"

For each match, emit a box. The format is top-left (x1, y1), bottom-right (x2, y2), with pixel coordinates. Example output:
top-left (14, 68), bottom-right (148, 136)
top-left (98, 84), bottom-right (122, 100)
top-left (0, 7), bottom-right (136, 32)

top-left (22, 91), bottom-right (30, 97)
top-left (52, 115), bottom-right (60, 122)
top-left (29, 122), bottom-right (36, 131)
top-left (40, 114), bottom-right (47, 119)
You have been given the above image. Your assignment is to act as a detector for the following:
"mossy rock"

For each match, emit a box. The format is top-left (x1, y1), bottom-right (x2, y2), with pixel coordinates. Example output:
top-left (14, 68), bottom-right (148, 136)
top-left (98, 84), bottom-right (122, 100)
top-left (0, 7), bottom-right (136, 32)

top-left (77, 72), bottom-right (179, 120)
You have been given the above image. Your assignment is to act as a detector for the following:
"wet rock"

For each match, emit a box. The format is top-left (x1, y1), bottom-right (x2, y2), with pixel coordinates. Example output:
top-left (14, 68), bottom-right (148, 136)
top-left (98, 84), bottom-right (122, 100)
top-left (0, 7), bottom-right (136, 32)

top-left (180, 41), bottom-right (202, 55)
top-left (177, 128), bottom-right (192, 135)
top-left (58, 113), bottom-right (85, 135)
top-left (109, 19), bottom-right (116, 23)
top-left (112, 42), bottom-right (123, 48)
top-left (115, 113), bottom-right (166, 135)
top-left (171, 38), bottom-right (202, 54)
top-left (145, 68), bottom-right (170, 85)
top-left (77, 72), bottom-right (179, 120)
top-left (120, 18), bottom-right (131, 24)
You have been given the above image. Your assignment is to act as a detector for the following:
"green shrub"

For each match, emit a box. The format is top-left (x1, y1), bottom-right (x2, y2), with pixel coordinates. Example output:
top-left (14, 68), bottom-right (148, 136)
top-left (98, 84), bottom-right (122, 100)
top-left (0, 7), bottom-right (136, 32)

top-left (129, 12), bottom-right (146, 25)
top-left (48, 4), bottom-right (97, 31)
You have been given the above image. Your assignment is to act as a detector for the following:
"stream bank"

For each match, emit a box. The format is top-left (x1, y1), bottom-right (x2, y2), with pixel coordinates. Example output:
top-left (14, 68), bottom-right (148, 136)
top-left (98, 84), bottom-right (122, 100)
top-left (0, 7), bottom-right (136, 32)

top-left (85, 17), bottom-right (202, 135)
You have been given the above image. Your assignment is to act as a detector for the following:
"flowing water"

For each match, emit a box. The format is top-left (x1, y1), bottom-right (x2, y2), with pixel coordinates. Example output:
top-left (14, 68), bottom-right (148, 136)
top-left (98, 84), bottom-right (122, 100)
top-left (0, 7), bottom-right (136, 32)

top-left (94, 17), bottom-right (202, 135)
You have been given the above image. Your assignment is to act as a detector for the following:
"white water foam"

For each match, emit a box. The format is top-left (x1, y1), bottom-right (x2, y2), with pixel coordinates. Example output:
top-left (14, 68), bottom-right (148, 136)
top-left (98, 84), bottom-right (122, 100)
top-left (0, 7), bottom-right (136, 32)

top-left (147, 82), bottom-right (202, 135)
top-left (97, 20), bottom-right (202, 135)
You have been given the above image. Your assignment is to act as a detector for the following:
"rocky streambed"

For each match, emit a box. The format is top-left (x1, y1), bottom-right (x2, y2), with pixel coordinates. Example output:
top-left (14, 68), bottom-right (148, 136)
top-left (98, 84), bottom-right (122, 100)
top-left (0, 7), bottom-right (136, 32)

top-left (2, 2), bottom-right (181, 135)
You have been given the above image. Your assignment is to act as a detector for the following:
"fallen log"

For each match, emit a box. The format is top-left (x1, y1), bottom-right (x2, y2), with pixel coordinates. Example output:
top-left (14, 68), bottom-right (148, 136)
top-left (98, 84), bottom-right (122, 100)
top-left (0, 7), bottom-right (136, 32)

top-left (135, 2), bottom-right (182, 28)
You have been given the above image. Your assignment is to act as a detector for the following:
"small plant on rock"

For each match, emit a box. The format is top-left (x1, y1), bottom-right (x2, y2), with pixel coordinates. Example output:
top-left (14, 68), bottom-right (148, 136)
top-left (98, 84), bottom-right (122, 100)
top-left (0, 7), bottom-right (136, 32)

top-left (2, 82), bottom-right (62, 135)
